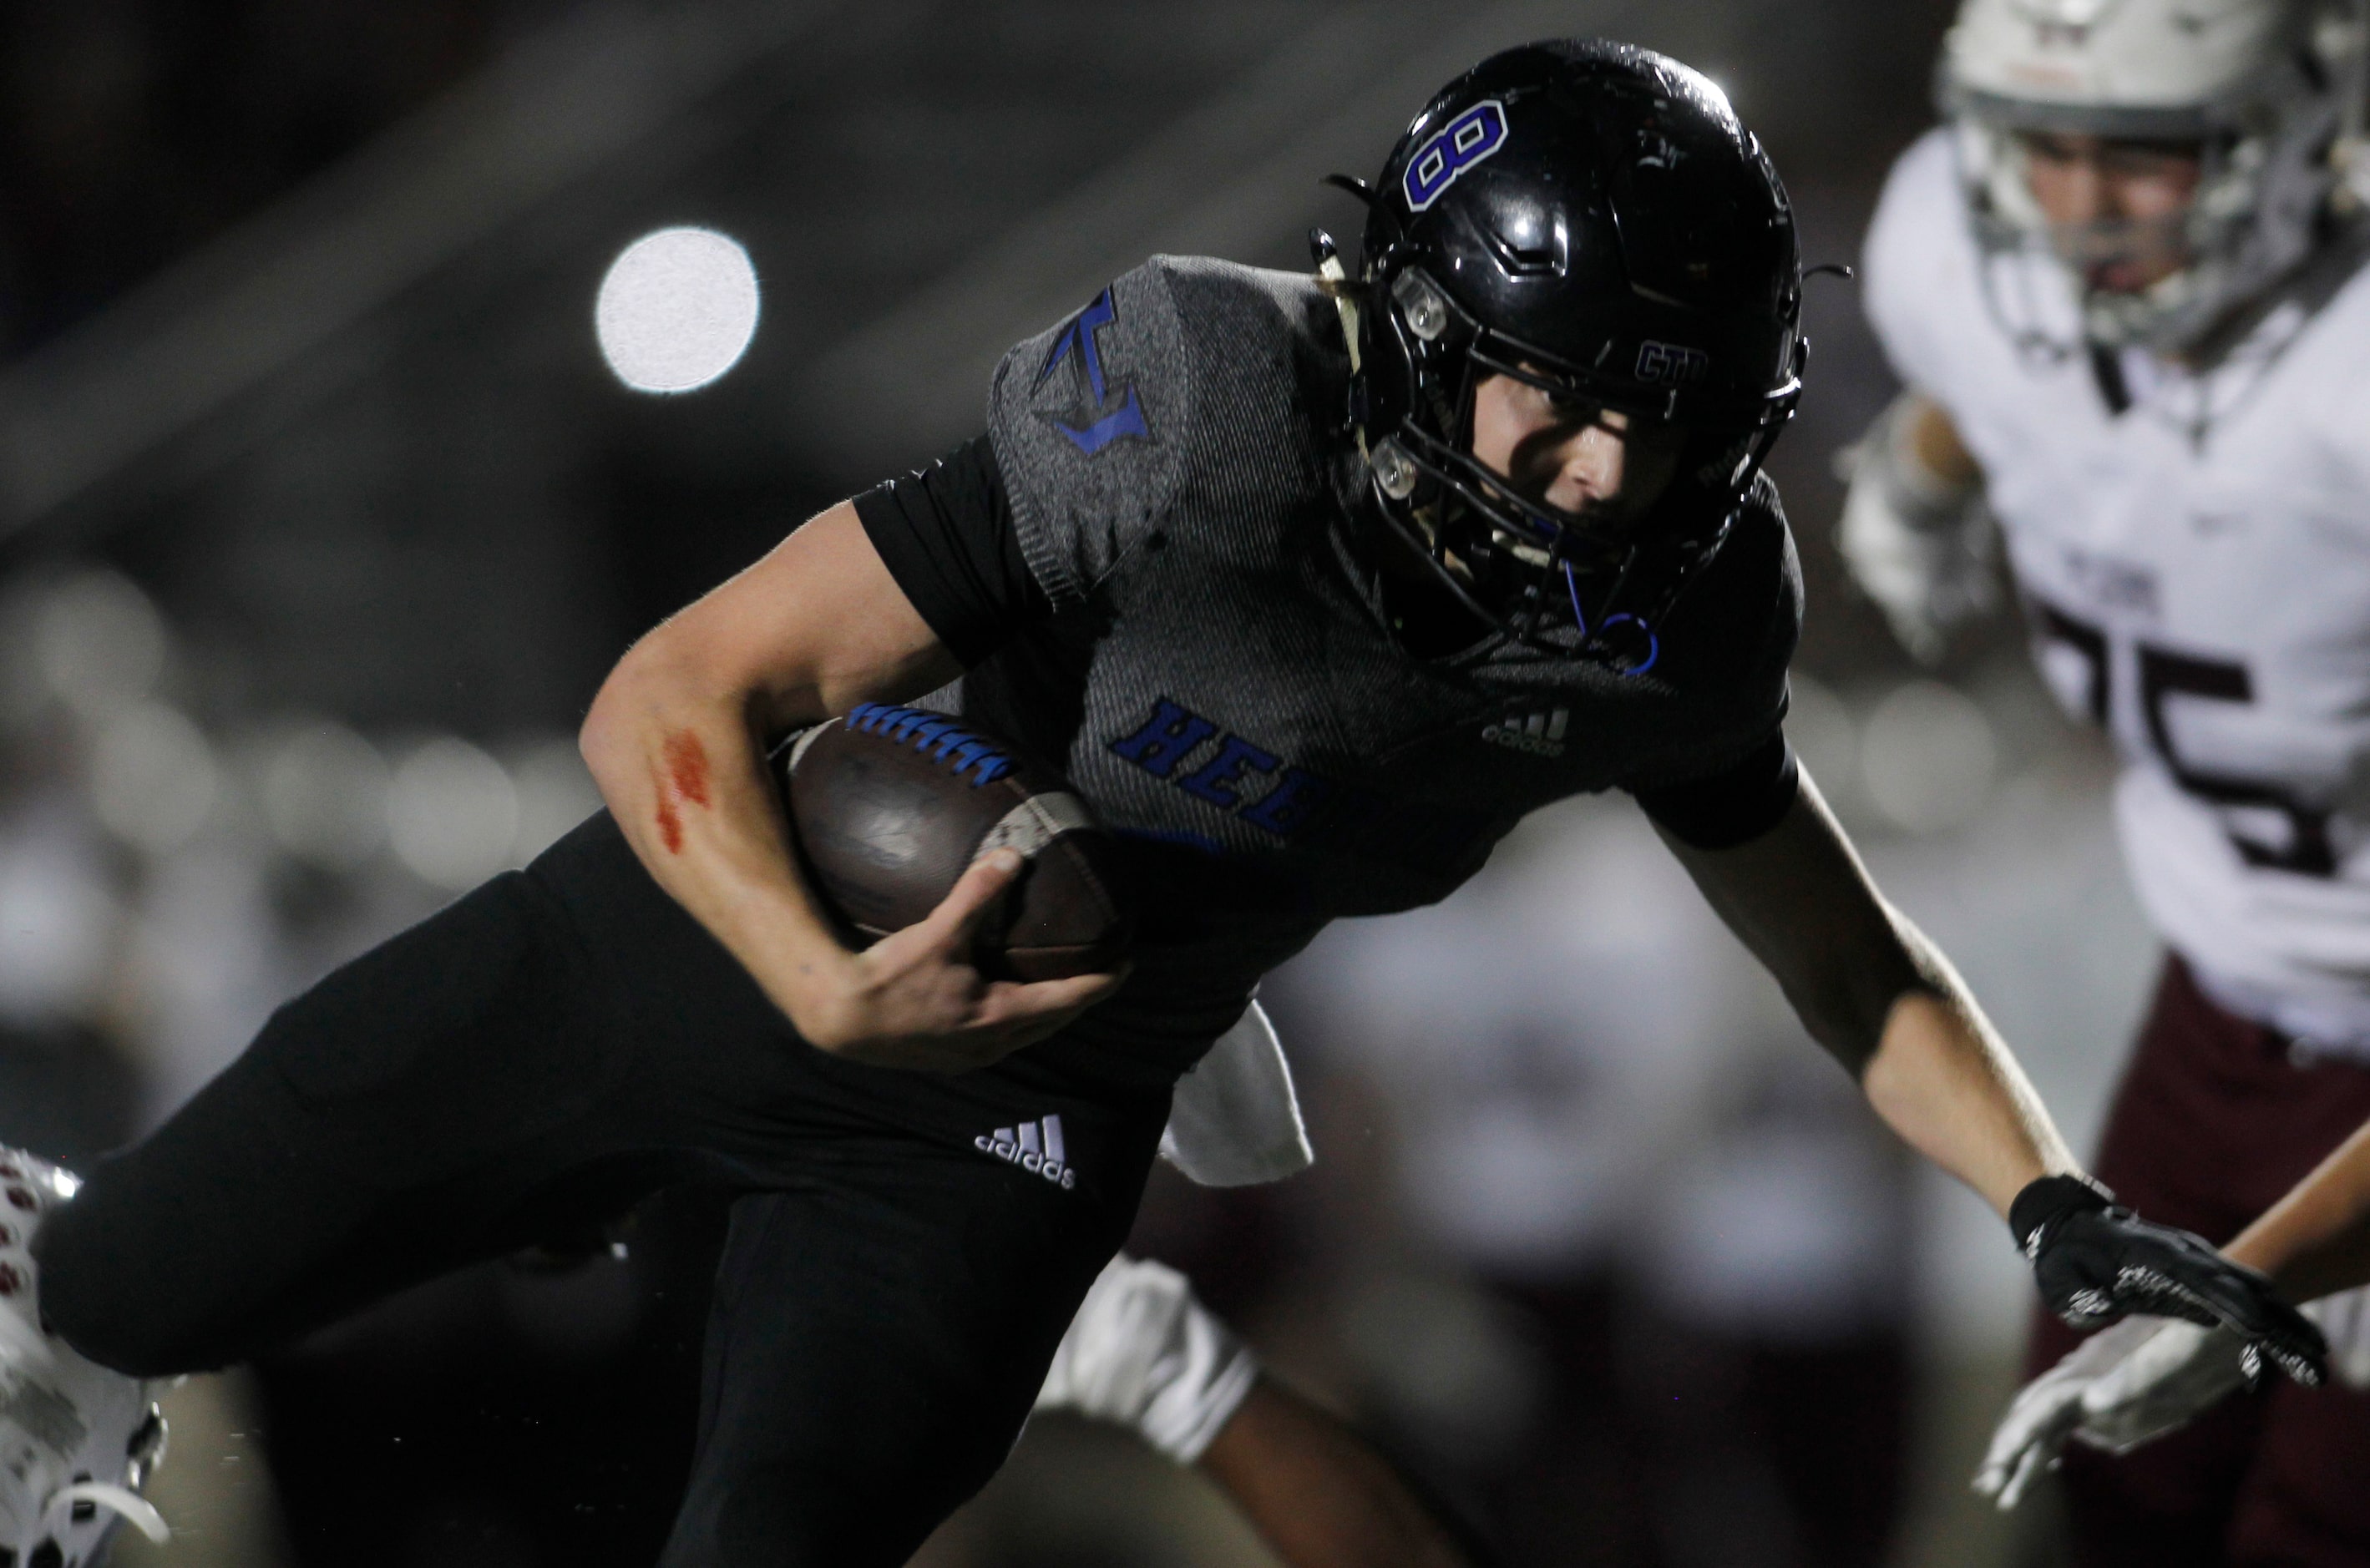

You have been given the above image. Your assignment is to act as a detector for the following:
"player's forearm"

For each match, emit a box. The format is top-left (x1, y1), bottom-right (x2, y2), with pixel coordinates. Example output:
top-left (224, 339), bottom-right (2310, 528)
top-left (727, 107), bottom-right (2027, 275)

top-left (1662, 778), bottom-right (2074, 1216)
top-left (581, 503), bottom-right (965, 1031)
top-left (580, 638), bottom-right (855, 1019)
top-left (2224, 1117), bottom-right (2370, 1299)
top-left (1197, 1379), bottom-right (1476, 1568)
top-left (1859, 935), bottom-right (2078, 1216)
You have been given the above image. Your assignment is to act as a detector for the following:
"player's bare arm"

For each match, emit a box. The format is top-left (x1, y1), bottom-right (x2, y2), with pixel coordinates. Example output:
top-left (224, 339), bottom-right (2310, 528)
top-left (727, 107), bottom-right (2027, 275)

top-left (1038, 1256), bottom-right (1477, 1568)
top-left (1662, 776), bottom-right (2324, 1376)
top-left (1655, 769), bottom-right (2070, 1213)
top-left (1198, 1379), bottom-right (1474, 1568)
top-left (580, 502), bottom-right (1122, 1069)
top-left (2226, 1115), bottom-right (2370, 1301)
top-left (1469, 273), bottom-right (2053, 1215)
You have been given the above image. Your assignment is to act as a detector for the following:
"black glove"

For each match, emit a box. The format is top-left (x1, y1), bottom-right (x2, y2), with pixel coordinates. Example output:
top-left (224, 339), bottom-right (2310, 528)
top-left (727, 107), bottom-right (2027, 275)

top-left (2011, 1174), bottom-right (2328, 1388)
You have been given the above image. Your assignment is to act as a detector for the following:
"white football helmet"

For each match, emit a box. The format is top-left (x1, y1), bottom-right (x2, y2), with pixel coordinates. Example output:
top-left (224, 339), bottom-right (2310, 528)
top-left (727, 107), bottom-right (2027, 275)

top-left (1941, 0), bottom-right (2370, 352)
top-left (0, 1153), bottom-right (167, 1568)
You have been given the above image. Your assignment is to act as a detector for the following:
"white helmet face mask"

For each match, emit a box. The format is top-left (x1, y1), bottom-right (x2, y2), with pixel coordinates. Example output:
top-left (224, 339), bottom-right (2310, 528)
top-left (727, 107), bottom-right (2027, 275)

top-left (1942, 0), bottom-right (2368, 355)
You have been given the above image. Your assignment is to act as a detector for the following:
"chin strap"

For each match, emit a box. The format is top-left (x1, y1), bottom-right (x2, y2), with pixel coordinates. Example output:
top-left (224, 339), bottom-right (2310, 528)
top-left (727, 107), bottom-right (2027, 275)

top-left (1311, 235), bottom-right (1377, 499)
top-left (1310, 234), bottom-right (1363, 378)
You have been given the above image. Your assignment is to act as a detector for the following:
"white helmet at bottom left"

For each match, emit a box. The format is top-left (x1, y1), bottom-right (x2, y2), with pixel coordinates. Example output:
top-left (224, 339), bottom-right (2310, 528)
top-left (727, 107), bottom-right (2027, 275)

top-left (0, 1153), bottom-right (167, 1568)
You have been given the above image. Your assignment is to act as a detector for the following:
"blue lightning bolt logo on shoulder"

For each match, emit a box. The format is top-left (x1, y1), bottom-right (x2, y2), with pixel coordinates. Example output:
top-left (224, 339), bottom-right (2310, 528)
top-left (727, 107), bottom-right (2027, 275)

top-left (1036, 287), bottom-right (1152, 454)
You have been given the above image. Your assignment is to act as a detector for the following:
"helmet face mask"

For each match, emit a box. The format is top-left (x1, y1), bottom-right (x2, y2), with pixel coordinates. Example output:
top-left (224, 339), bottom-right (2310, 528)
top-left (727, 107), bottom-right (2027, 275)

top-left (1375, 270), bottom-right (1677, 560)
top-left (1942, 0), bottom-right (2366, 355)
top-left (2013, 129), bottom-right (2207, 279)
top-left (1341, 38), bottom-right (1806, 667)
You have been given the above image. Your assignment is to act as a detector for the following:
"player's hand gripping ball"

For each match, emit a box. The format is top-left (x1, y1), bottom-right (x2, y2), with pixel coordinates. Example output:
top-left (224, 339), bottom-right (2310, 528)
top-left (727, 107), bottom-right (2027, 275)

top-left (780, 704), bottom-right (1131, 980)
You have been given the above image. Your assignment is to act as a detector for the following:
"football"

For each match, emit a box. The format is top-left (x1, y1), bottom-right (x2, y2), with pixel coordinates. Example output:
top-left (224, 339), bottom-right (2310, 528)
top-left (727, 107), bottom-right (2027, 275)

top-left (778, 703), bottom-right (1132, 981)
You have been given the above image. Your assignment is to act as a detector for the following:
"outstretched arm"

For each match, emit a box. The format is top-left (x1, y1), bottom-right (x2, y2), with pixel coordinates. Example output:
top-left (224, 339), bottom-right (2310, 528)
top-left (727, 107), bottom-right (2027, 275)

top-left (1658, 769), bottom-right (2322, 1378)
top-left (1656, 769), bottom-right (2068, 1211)
top-left (580, 502), bottom-right (1121, 1070)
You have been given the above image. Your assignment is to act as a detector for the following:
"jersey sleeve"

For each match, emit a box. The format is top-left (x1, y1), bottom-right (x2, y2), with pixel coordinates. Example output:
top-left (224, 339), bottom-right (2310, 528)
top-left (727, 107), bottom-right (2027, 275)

top-left (852, 436), bottom-right (1051, 668)
top-left (985, 260), bottom-right (1191, 615)
top-left (1861, 128), bottom-right (1972, 401)
top-left (1632, 730), bottom-right (1800, 849)
top-left (1618, 473), bottom-right (1804, 794)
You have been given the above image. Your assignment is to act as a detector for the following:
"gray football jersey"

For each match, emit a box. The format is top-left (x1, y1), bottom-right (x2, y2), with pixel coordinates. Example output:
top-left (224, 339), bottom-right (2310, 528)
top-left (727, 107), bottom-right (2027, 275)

top-left (960, 256), bottom-right (1799, 1088)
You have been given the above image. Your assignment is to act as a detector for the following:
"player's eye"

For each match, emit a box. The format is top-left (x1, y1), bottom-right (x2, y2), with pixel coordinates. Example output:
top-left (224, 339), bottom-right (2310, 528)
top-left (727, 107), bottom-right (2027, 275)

top-left (2096, 142), bottom-right (2205, 181)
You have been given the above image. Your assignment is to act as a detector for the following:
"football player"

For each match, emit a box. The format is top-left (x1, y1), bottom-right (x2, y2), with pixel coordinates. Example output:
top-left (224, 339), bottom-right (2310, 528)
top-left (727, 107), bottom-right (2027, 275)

top-left (6, 40), bottom-right (2323, 1568)
top-left (1839, 0), bottom-right (2370, 1558)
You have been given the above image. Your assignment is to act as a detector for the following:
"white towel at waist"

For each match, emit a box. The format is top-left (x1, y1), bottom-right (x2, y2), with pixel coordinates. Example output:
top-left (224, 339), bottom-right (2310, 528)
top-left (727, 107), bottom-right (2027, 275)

top-left (1157, 999), bottom-right (1312, 1187)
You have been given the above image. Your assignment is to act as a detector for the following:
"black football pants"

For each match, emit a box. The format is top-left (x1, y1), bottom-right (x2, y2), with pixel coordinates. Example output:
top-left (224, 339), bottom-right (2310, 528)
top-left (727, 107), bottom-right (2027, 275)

top-left (34, 813), bottom-right (1169, 1567)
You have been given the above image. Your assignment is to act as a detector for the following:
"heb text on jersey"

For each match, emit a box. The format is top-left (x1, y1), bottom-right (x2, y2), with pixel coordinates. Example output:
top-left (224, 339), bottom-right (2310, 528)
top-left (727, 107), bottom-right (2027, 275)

top-left (1035, 287), bottom-right (1152, 455)
top-left (1107, 697), bottom-right (1492, 877)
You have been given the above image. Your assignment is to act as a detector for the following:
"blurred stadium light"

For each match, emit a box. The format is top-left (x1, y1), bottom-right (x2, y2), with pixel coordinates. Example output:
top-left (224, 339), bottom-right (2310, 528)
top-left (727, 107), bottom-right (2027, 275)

top-left (257, 719), bottom-right (392, 873)
top-left (594, 227), bottom-right (761, 393)
top-left (1861, 680), bottom-right (2001, 836)
top-left (0, 0), bottom-right (871, 538)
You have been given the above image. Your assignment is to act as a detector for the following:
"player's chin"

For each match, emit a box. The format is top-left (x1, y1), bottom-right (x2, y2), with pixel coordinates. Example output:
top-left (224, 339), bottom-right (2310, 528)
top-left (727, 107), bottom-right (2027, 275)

top-left (1572, 502), bottom-right (1648, 539)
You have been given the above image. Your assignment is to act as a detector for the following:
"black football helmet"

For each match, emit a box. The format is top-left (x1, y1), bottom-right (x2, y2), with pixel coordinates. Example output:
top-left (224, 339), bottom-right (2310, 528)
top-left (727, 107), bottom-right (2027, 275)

top-left (1333, 39), bottom-right (1805, 667)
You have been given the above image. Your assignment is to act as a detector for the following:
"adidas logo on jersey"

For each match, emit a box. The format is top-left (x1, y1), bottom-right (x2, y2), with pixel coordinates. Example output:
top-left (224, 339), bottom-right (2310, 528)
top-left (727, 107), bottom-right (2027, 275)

top-left (1481, 708), bottom-right (1568, 757)
top-left (975, 1115), bottom-right (1076, 1190)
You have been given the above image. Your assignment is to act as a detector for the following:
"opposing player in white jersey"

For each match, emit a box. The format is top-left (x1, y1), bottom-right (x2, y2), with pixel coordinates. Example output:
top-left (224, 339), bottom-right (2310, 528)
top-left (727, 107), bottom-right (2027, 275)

top-left (1841, 0), bottom-right (2370, 1560)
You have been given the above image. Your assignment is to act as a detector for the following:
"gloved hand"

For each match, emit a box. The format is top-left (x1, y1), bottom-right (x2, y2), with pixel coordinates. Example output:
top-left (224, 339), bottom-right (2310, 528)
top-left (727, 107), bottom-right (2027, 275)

top-left (2012, 1176), bottom-right (2327, 1386)
top-left (1979, 1274), bottom-right (2370, 1510)
top-left (1035, 1255), bottom-right (1259, 1464)
top-left (1974, 1314), bottom-right (2165, 1509)
top-left (1833, 395), bottom-right (1997, 664)
top-left (2079, 1319), bottom-right (2256, 1453)
top-left (1973, 1316), bottom-right (2254, 1510)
